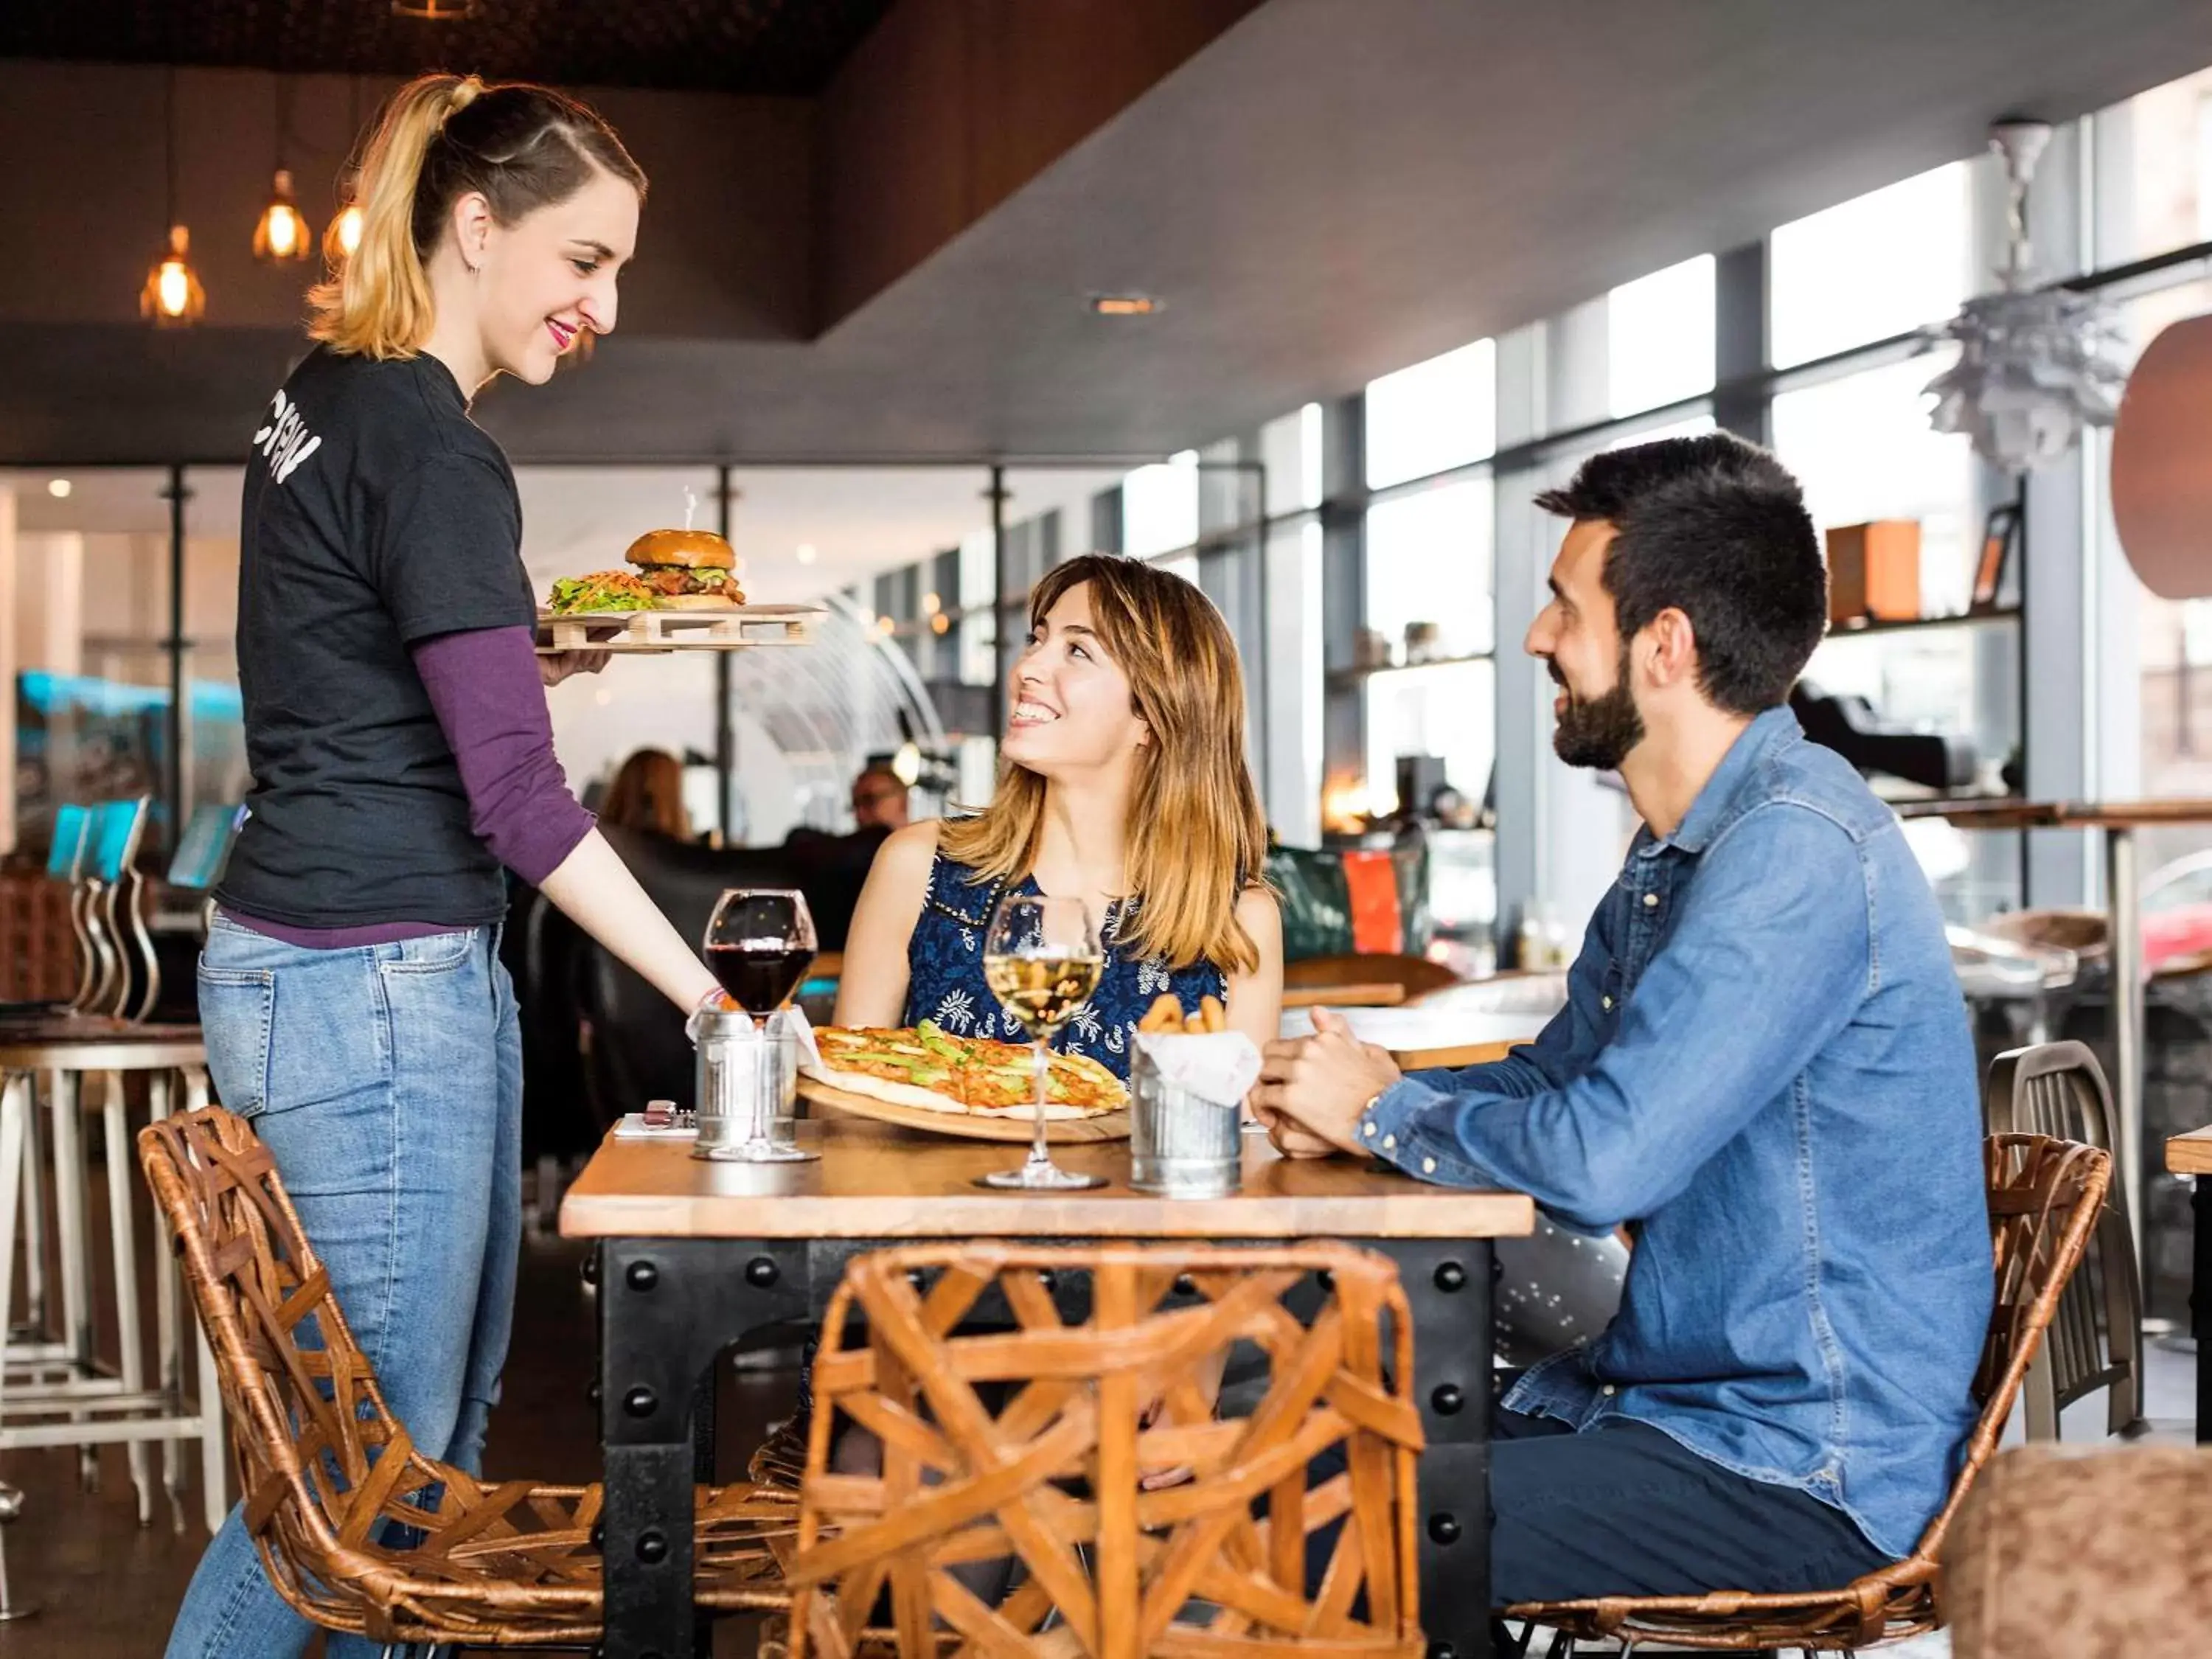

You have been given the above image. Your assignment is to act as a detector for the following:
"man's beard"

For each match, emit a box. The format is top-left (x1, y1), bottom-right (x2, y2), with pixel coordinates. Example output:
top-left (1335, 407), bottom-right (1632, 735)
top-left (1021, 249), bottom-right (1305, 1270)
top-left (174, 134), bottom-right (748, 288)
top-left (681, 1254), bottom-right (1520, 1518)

top-left (1551, 650), bottom-right (1645, 771)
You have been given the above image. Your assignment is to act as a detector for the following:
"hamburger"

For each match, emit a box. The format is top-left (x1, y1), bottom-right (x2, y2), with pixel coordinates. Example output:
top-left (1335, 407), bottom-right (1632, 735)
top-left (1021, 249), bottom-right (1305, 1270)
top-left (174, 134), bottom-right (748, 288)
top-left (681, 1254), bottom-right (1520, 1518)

top-left (625, 528), bottom-right (744, 609)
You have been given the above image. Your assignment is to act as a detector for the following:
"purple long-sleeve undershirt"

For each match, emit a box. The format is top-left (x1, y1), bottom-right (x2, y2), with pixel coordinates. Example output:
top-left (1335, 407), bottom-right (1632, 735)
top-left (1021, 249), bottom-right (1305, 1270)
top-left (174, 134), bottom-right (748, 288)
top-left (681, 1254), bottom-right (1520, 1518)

top-left (411, 625), bottom-right (597, 886)
top-left (223, 626), bottom-right (594, 948)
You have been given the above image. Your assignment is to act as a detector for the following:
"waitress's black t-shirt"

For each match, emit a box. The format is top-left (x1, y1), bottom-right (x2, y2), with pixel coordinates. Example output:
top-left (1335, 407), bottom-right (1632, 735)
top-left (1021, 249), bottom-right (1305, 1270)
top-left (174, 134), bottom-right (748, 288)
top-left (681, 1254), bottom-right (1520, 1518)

top-left (215, 345), bottom-right (538, 929)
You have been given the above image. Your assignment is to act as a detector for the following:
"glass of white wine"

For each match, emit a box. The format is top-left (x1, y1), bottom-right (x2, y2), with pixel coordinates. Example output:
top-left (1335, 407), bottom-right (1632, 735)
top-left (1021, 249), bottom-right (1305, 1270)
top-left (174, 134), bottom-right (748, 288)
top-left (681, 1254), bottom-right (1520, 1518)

top-left (979, 891), bottom-right (1107, 1190)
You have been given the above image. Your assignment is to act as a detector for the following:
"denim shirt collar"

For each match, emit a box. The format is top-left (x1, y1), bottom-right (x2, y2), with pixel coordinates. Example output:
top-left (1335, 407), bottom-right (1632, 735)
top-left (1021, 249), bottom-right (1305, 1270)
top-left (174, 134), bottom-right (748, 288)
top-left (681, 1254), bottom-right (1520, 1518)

top-left (1644, 705), bottom-right (1804, 858)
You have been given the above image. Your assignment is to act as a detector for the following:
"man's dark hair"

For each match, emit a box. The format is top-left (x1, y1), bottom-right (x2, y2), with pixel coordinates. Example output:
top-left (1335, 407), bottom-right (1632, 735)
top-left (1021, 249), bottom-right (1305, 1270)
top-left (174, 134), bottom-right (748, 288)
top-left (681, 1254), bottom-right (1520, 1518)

top-left (1534, 433), bottom-right (1824, 716)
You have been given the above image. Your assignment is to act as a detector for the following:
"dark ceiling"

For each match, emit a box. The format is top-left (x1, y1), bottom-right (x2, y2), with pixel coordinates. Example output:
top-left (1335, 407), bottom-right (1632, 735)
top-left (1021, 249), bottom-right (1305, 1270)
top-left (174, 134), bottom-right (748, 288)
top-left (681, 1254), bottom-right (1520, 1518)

top-left (0, 0), bottom-right (892, 96)
top-left (6, 0), bottom-right (2212, 465)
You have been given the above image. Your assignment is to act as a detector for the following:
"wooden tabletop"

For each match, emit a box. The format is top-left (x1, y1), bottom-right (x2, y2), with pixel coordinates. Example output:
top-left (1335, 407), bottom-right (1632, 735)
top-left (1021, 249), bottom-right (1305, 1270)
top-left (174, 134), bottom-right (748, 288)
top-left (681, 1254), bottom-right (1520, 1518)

top-left (2166, 1128), bottom-right (2212, 1177)
top-left (1895, 798), bottom-right (2212, 831)
top-left (559, 1116), bottom-right (1534, 1242)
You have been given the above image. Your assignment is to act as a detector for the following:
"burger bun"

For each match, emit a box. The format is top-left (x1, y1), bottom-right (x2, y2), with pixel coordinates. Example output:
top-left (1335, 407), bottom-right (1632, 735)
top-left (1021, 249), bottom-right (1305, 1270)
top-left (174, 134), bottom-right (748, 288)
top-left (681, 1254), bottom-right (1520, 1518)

top-left (625, 528), bottom-right (735, 571)
top-left (658, 592), bottom-right (745, 611)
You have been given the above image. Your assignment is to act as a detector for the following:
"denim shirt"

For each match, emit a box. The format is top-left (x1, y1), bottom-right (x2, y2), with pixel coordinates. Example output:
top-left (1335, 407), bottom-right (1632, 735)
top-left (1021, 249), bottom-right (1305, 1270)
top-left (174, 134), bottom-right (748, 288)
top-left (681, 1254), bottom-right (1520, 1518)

top-left (1359, 708), bottom-right (1992, 1558)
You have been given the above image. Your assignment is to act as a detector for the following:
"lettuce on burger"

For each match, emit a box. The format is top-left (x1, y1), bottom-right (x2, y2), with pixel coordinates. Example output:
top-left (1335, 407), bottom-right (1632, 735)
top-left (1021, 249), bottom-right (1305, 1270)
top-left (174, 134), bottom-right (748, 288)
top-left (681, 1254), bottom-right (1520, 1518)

top-left (549, 568), bottom-right (658, 615)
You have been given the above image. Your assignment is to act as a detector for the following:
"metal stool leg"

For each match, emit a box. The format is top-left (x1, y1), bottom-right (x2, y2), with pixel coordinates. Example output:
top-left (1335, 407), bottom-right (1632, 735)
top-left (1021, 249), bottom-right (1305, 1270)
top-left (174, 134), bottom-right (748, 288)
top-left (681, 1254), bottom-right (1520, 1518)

top-left (0, 1078), bottom-right (24, 1435)
top-left (0, 1481), bottom-right (37, 1624)
top-left (100, 1071), bottom-right (152, 1526)
top-left (0, 1079), bottom-right (32, 1623)
top-left (43, 1070), bottom-right (96, 1490)
top-left (15, 1086), bottom-right (46, 1346)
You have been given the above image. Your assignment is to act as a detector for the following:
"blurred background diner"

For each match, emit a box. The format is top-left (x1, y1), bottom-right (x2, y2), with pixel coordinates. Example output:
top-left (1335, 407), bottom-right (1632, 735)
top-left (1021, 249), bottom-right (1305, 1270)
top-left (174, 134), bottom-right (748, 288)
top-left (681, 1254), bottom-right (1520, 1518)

top-left (4, 1), bottom-right (2212, 1653)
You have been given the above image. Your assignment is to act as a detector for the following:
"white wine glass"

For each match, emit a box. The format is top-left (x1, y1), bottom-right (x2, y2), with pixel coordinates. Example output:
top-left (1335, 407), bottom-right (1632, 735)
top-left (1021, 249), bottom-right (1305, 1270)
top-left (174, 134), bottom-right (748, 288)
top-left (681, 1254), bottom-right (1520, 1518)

top-left (979, 891), bottom-right (1106, 1190)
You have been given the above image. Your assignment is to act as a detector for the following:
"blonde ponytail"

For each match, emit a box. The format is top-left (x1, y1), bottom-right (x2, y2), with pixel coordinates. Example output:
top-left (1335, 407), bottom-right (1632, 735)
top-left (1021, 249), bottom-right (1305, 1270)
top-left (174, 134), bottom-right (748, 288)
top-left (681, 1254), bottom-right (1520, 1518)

top-left (309, 75), bottom-right (482, 358)
top-left (307, 74), bottom-right (644, 361)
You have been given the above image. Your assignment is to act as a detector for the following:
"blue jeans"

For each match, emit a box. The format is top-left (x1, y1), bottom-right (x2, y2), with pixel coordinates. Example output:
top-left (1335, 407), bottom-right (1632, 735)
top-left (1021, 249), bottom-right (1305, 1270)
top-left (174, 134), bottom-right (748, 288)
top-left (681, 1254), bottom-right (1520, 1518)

top-left (164, 917), bottom-right (524, 1659)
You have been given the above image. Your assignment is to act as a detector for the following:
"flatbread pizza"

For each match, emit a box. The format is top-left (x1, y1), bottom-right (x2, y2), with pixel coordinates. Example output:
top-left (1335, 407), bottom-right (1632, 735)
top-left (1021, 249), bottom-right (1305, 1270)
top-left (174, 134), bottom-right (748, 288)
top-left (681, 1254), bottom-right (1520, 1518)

top-left (806, 1022), bottom-right (1127, 1119)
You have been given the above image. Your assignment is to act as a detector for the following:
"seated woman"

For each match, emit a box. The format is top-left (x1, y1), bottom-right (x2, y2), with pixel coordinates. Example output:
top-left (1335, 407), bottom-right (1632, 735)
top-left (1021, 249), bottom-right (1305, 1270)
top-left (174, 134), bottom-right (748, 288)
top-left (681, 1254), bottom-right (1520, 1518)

top-left (598, 747), bottom-right (690, 839)
top-left (756, 557), bottom-right (1283, 1506)
top-left (837, 552), bottom-right (1283, 1071)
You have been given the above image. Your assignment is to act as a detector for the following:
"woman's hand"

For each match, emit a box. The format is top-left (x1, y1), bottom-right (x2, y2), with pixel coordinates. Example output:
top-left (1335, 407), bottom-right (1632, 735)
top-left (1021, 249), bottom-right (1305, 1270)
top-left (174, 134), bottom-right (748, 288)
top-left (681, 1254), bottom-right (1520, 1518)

top-left (539, 648), bottom-right (611, 688)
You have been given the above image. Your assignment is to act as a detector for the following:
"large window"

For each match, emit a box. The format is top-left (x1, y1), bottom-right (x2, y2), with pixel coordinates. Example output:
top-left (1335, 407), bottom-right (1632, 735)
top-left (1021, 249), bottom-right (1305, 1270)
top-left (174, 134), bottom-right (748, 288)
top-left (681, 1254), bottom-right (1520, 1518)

top-left (1608, 254), bottom-right (1715, 417)
top-left (1, 467), bottom-right (248, 855)
top-left (2105, 277), bottom-right (2212, 874)
top-left (1772, 357), bottom-right (1984, 740)
top-left (1773, 355), bottom-right (1980, 618)
top-left (1122, 451), bottom-right (1200, 558)
top-left (1364, 338), bottom-right (1496, 490)
top-left (1770, 161), bottom-right (1975, 368)
top-left (1361, 479), bottom-right (1495, 814)
top-left (2094, 65), bottom-right (2212, 269)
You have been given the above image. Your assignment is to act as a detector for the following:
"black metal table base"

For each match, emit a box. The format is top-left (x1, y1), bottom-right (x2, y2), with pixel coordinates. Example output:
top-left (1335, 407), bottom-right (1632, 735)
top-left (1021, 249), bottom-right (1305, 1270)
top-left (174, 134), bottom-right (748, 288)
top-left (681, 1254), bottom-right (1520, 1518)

top-left (594, 1235), bottom-right (1498, 1659)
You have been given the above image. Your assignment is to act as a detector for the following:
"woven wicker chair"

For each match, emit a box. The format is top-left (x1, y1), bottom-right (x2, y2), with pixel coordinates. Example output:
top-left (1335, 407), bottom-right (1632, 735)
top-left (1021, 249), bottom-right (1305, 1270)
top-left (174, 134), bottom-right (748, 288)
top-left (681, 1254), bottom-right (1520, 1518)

top-left (784, 1241), bottom-right (1427, 1659)
top-left (136, 1105), bottom-right (795, 1649)
top-left (1501, 1132), bottom-right (2110, 1656)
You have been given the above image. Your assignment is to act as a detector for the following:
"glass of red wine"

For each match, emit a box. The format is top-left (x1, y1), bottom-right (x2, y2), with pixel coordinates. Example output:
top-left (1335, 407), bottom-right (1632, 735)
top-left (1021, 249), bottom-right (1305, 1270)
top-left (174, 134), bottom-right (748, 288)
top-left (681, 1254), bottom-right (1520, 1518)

top-left (698, 888), bottom-right (818, 1162)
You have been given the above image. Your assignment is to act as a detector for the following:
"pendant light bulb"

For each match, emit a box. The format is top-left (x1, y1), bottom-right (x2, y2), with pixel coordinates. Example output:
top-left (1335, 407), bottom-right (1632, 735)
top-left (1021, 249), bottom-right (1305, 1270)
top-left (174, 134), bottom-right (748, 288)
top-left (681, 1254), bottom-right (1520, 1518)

top-left (254, 169), bottom-right (312, 262)
top-left (142, 225), bottom-right (206, 326)
top-left (334, 199), bottom-right (366, 258)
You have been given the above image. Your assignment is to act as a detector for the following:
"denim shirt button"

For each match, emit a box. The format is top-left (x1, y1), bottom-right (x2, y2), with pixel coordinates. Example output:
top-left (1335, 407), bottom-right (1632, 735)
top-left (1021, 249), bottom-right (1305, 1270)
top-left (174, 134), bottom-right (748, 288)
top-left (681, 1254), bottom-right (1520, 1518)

top-left (1382, 1134), bottom-right (1397, 1151)
top-left (1421, 1157), bottom-right (1436, 1175)
top-left (1361, 1119), bottom-right (1377, 1138)
top-left (1601, 1384), bottom-right (1617, 1397)
top-left (1643, 892), bottom-right (1659, 908)
top-left (1601, 995), bottom-right (1614, 1011)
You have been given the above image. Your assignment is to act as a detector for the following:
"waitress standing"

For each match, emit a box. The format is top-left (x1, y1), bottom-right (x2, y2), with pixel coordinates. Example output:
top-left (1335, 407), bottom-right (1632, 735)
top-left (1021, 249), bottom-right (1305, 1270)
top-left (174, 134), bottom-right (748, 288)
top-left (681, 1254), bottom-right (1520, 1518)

top-left (168, 74), bottom-right (724, 1658)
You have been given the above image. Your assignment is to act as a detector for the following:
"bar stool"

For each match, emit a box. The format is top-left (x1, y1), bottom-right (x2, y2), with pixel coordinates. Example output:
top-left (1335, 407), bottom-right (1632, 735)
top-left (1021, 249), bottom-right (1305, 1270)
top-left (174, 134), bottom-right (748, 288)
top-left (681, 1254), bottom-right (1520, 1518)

top-left (0, 1037), bottom-right (218, 1530)
top-left (0, 799), bottom-right (229, 1535)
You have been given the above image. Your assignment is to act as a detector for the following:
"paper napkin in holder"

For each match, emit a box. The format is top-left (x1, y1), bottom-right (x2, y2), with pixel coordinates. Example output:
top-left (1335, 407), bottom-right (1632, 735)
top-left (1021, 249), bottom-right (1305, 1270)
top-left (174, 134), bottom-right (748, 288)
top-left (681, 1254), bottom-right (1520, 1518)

top-left (1131, 1030), bottom-right (1262, 1105)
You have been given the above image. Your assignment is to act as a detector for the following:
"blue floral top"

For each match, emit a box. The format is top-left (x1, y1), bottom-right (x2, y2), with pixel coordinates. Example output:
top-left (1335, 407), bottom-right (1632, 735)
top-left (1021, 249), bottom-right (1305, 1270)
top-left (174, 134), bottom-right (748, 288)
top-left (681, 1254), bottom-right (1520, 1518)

top-left (902, 849), bottom-right (1228, 1081)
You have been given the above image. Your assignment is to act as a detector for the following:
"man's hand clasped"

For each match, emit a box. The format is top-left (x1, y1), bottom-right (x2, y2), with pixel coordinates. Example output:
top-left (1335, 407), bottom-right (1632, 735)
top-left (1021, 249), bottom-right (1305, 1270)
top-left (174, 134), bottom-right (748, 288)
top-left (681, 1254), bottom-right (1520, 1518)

top-left (1251, 1006), bottom-right (1403, 1160)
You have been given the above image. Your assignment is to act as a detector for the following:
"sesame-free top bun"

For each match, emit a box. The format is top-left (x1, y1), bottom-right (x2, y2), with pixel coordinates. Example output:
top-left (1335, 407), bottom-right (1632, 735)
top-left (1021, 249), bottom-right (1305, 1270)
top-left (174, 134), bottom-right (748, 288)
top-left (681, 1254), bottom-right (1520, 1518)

top-left (625, 528), bottom-right (735, 571)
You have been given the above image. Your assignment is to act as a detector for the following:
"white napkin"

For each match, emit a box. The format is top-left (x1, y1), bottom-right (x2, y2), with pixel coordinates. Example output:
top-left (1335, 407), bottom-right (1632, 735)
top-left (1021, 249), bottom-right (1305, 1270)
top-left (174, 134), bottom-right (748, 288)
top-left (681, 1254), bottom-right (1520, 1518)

top-left (1133, 1031), bottom-right (1262, 1106)
top-left (613, 1111), bottom-right (698, 1141)
top-left (782, 1003), bottom-right (822, 1069)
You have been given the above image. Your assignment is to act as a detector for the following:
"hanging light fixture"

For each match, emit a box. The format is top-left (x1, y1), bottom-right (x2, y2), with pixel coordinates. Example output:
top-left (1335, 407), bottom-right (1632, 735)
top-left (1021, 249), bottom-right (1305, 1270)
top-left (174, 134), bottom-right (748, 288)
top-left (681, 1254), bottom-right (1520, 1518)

top-left (142, 72), bottom-right (205, 326)
top-left (333, 197), bottom-right (366, 258)
top-left (254, 170), bottom-right (311, 262)
top-left (330, 76), bottom-right (366, 260)
top-left (143, 226), bottom-right (206, 326)
top-left (253, 77), bottom-right (313, 261)
top-left (392, 0), bottom-right (476, 17)
top-left (1921, 120), bottom-right (2127, 474)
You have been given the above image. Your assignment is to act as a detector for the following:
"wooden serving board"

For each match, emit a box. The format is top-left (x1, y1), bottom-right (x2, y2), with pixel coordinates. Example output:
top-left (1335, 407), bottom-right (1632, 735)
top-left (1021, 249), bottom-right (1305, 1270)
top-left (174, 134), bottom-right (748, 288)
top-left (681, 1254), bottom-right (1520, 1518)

top-left (798, 1075), bottom-right (1131, 1144)
top-left (536, 604), bottom-right (821, 654)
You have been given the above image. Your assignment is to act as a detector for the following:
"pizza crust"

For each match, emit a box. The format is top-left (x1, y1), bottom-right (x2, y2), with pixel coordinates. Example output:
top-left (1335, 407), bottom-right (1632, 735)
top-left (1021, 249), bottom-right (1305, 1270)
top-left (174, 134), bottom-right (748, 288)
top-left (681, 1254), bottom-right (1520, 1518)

top-left (801, 1061), bottom-right (1094, 1120)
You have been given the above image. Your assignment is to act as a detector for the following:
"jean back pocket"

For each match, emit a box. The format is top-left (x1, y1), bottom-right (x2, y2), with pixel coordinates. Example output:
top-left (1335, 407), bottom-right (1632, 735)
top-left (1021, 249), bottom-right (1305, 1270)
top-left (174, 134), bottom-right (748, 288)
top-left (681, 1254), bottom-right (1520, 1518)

top-left (195, 965), bottom-right (274, 1116)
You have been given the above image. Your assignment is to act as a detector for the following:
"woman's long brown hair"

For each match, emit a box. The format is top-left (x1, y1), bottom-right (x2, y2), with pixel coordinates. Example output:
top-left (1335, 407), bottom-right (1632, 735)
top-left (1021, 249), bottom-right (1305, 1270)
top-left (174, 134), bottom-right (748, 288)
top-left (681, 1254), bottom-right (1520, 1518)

top-left (600, 748), bottom-right (690, 841)
top-left (939, 554), bottom-right (1268, 973)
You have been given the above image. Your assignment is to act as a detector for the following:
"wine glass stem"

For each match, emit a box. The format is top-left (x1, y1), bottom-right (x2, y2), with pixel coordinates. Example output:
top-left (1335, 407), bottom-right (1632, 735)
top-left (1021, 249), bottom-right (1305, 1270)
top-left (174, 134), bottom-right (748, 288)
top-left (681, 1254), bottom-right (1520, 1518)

top-left (1030, 1037), bottom-right (1052, 1169)
top-left (757, 1016), bottom-right (779, 1149)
